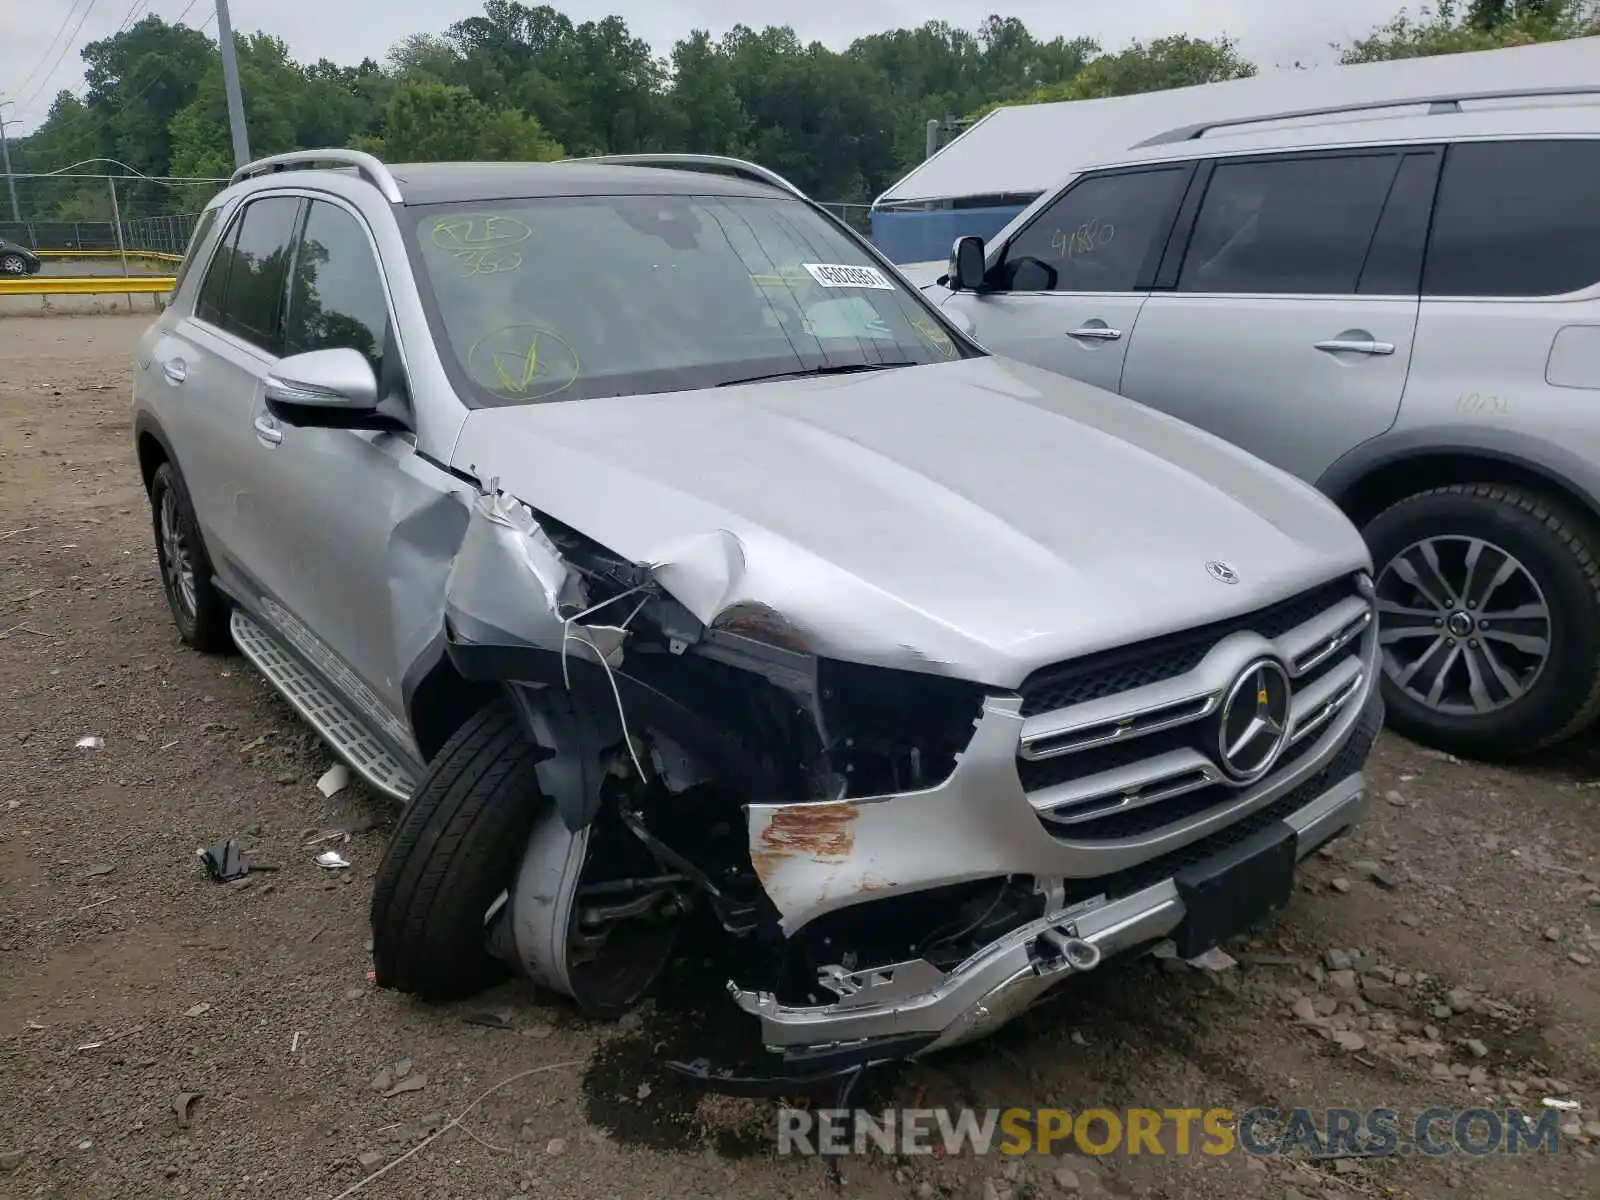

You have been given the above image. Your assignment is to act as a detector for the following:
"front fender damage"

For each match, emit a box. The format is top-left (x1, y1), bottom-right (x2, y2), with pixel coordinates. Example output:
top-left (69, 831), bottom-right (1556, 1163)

top-left (422, 481), bottom-right (1001, 1082)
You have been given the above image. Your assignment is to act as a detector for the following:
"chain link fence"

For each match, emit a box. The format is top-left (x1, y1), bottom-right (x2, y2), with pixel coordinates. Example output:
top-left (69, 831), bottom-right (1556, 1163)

top-left (0, 172), bottom-right (875, 265)
top-left (0, 173), bottom-right (226, 261)
top-left (815, 201), bottom-right (872, 235)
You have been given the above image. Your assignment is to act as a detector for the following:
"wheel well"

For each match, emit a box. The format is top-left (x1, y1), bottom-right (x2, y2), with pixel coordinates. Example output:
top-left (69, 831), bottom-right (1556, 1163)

top-left (1334, 453), bottom-right (1600, 532)
top-left (407, 657), bottom-right (500, 764)
top-left (136, 431), bottom-right (169, 494)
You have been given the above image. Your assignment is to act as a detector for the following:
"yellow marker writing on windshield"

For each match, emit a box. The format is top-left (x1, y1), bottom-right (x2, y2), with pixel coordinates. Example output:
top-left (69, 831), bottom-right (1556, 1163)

top-left (492, 335), bottom-right (541, 393)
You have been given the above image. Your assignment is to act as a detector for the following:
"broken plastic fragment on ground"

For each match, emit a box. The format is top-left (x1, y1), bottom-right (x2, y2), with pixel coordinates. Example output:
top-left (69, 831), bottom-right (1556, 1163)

top-left (315, 850), bottom-right (351, 870)
top-left (197, 839), bottom-right (276, 883)
top-left (317, 764), bottom-right (350, 797)
top-left (75, 736), bottom-right (104, 750)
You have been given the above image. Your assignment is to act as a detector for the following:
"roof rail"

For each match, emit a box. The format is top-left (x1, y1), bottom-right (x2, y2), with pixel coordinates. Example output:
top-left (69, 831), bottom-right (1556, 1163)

top-left (567, 153), bottom-right (808, 198)
top-left (229, 149), bottom-right (404, 204)
top-left (1133, 84), bottom-right (1600, 147)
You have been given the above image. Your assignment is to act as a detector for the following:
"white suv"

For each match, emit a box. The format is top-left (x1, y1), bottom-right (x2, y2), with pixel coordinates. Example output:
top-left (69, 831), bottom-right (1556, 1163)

top-left (936, 87), bottom-right (1600, 759)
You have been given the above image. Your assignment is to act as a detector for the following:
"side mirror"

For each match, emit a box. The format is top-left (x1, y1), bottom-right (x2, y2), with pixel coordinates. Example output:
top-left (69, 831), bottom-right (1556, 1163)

top-left (947, 236), bottom-right (988, 292)
top-left (265, 348), bottom-right (379, 414)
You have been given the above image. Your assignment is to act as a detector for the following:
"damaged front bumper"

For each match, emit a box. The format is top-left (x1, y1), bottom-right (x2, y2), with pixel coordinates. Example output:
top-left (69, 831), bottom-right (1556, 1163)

top-left (734, 658), bottom-right (1382, 1065)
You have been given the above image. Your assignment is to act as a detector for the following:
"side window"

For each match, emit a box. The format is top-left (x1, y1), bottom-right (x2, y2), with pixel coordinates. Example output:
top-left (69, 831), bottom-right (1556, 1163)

top-left (1000, 168), bottom-right (1188, 293)
top-left (171, 206), bottom-right (220, 300)
top-left (1424, 139), bottom-right (1600, 297)
top-left (1357, 151), bottom-right (1441, 296)
top-left (283, 201), bottom-right (389, 373)
top-left (1179, 153), bottom-right (1401, 295)
top-left (215, 196), bottom-right (302, 353)
top-left (196, 214), bottom-right (237, 326)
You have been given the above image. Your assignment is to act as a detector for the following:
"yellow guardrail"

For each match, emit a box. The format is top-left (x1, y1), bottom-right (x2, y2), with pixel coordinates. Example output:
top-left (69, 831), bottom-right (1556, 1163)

top-left (37, 248), bottom-right (184, 264)
top-left (0, 275), bottom-right (175, 296)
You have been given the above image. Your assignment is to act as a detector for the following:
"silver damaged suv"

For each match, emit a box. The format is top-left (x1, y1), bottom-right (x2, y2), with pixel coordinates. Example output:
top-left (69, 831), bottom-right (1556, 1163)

top-left (134, 150), bottom-right (1382, 1082)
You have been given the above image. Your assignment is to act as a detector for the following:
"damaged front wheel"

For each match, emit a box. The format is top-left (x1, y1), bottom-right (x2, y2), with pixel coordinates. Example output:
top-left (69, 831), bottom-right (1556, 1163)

top-left (370, 695), bottom-right (681, 1015)
top-left (370, 700), bottom-right (546, 1000)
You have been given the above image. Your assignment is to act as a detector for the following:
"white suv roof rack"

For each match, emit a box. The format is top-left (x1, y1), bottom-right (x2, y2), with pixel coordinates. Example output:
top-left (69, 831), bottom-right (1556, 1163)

top-left (230, 149), bottom-right (404, 204)
top-left (565, 153), bottom-right (808, 198)
top-left (1135, 84), bottom-right (1600, 147)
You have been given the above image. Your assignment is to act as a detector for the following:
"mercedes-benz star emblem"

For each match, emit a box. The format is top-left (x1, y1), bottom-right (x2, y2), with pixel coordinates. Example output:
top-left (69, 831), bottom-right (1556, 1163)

top-left (1206, 561), bottom-right (1240, 585)
top-left (1216, 659), bottom-right (1292, 783)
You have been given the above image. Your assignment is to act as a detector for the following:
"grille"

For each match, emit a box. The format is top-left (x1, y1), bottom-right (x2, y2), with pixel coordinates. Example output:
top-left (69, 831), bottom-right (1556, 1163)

top-left (1018, 579), bottom-right (1354, 717)
top-left (1018, 576), bottom-right (1370, 843)
top-left (1059, 703), bottom-right (1379, 907)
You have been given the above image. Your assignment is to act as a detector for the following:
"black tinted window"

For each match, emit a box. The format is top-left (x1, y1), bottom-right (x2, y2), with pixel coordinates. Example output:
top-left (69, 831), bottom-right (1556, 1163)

top-left (196, 214), bottom-right (237, 325)
top-left (1180, 153), bottom-right (1400, 295)
top-left (214, 196), bottom-right (301, 352)
top-left (284, 202), bottom-right (389, 373)
top-left (1357, 151), bottom-right (1440, 296)
top-left (1001, 168), bottom-right (1187, 292)
top-left (1425, 139), bottom-right (1600, 297)
top-left (173, 207), bottom-right (220, 300)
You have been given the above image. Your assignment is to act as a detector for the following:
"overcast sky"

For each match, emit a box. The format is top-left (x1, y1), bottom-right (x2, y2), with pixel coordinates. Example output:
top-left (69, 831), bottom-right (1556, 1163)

top-left (3, 0), bottom-right (1410, 135)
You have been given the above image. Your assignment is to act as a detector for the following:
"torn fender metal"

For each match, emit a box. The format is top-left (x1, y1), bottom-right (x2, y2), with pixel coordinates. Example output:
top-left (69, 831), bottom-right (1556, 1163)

top-left (442, 486), bottom-right (625, 669)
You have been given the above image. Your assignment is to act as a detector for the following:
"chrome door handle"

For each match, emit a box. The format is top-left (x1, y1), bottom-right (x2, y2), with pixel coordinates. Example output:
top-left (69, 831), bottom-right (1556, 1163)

top-left (162, 359), bottom-right (187, 383)
top-left (1315, 339), bottom-right (1395, 356)
top-left (1068, 326), bottom-right (1122, 341)
top-left (253, 413), bottom-right (283, 446)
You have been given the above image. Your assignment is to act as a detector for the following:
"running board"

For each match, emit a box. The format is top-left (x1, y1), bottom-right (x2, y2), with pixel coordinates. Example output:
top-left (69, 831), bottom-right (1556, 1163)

top-left (230, 610), bottom-right (419, 803)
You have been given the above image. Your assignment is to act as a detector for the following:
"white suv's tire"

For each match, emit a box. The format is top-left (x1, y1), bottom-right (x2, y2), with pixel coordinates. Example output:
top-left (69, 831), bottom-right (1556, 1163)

top-left (1364, 483), bottom-right (1600, 759)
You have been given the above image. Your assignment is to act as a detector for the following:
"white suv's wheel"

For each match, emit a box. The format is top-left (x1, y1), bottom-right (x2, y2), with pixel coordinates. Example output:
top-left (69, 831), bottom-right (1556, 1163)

top-left (1364, 483), bottom-right (1600, 758)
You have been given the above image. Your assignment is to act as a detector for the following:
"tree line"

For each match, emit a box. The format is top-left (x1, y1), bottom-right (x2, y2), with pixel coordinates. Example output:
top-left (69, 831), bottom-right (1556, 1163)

top-left (10, 0), bottom-right (1597, 220)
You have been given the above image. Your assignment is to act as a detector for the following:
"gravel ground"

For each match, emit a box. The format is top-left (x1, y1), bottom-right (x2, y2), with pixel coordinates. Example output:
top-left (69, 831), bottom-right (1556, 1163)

top-left (2, 314), bottom-right (1598, 1200)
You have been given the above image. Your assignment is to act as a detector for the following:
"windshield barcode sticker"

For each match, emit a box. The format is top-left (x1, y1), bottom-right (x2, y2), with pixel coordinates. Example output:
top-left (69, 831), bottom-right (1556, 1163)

top-left (802, 263), bottom-right (895, 290)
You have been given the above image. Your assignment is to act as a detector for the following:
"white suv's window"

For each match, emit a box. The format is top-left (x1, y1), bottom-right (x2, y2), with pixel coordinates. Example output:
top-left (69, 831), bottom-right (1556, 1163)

top-left (405, 194), bottom-right (969, 403)
top-left (997, 167), bottom-right (1188, 293)
top-left (1180, 153), bottom-right (1400, 295)
top-left (1424, 139), bottom-right (1600, 298)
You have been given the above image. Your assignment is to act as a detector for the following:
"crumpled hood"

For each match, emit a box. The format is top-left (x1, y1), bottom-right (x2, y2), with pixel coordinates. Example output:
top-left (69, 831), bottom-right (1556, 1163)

top-left (450, 356), bottom-right (1369, 688)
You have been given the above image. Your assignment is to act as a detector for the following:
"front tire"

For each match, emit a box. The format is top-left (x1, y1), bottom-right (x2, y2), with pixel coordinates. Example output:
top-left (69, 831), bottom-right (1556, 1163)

top-left (1363, 483), bottom-right (1600, 758)
top-left (371, 700), bottom-right (548, 1001)
top-left (148, 462), bottom-right (232, 653)
top-left (0, 253), bottom-right (27, 275)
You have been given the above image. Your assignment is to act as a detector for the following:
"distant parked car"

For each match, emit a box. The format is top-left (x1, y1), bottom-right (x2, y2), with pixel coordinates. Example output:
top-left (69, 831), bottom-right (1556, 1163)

top-left (0, 239), bottom-right (41, 276)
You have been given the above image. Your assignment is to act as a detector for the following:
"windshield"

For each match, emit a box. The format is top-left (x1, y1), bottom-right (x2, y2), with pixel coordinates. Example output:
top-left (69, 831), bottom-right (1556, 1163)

top-left (405, 193), bottom-right (972, 404)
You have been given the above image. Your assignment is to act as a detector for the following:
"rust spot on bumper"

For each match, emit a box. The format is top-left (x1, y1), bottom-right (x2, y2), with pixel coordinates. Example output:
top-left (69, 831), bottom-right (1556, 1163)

top-left (749, 802), bottom-right (858, 887)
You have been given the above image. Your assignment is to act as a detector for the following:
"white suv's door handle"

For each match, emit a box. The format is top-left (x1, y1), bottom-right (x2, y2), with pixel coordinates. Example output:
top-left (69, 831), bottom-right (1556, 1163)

top-left (253, 413), bottom-right (283, 446)
top-left (162, 358), bottom-right (187, 383)
top-left (1315, 338), bottom-right (1395, 356)
top-left (1068, 326), bottom-right (1122, 342)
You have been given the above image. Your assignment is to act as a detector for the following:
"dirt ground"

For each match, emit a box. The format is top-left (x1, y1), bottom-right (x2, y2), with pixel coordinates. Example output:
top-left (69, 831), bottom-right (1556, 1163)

top-left (2, 314), bottom-right (1598, 1200)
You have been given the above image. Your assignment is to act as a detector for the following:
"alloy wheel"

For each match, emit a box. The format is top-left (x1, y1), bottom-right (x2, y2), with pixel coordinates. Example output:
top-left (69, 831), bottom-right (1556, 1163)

top-left (159, 487), bottom-right (197, 620)
top-left (1375, 535), bottom-right (1552, 716)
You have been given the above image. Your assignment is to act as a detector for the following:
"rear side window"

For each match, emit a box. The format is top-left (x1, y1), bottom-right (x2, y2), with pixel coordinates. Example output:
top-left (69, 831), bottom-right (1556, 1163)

top-left (199, 195), bottom-right (302, 353)
top-left (1424, 139), bottom-right (1600, 297)
top-left (283, 201), bottom-right (390, 374)
top-left (1000, 167), bottom-right (1188, 292)
top-left (1180, 153), bottom-right (1401, 295)
top-left (196, 217), bottom-right (237, 325)
top-left (171, 207), bottom-right (220, 299)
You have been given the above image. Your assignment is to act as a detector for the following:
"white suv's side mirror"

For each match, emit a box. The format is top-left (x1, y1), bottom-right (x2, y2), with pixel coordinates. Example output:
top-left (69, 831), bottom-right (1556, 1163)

top-left (947, 236), bottom-right (988, 292)
top-left (265, 348), bottom-right (379, 412)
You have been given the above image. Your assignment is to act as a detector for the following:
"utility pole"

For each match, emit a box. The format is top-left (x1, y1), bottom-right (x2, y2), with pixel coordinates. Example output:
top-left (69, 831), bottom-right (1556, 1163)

top-left (215, 0), bottom-right (252, 168)
top-left (0, 100), bottom-right (21, 225)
